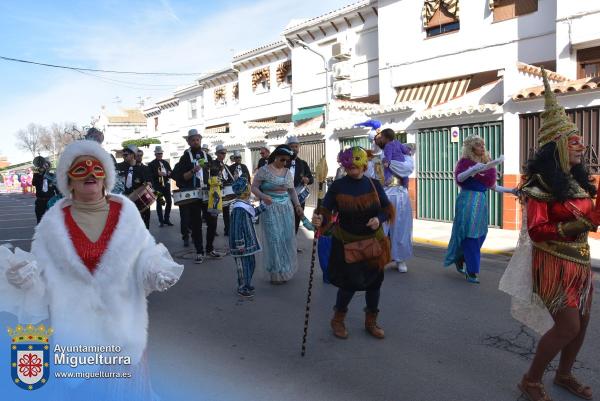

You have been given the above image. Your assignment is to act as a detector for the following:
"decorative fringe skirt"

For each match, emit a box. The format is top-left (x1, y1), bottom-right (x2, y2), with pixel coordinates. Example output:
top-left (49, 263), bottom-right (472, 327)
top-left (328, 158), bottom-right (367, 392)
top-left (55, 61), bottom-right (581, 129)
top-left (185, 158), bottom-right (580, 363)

top-left (532, 247), bottom-right (593, 315)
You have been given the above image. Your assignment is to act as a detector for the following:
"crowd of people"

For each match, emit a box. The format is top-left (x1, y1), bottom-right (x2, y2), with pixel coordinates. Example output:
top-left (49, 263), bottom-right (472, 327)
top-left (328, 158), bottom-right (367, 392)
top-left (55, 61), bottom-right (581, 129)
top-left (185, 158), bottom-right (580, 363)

top-left (0, 69), bottom-right (597, 400)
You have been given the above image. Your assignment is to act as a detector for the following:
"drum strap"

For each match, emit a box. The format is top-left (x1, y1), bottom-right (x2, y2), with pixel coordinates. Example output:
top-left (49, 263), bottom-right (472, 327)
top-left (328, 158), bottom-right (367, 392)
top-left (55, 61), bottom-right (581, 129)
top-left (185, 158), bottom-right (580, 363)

top-left (187, 149), bottom-right (207, 188)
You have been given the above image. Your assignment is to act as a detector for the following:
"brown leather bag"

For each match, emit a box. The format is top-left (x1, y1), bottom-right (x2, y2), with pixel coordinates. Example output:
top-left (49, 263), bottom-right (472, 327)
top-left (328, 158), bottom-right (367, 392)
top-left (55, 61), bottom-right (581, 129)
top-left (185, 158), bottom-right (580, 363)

top-left (342, 178), bottom-right (383, 264)
top-left (344, 237), bottom-right (383, 264)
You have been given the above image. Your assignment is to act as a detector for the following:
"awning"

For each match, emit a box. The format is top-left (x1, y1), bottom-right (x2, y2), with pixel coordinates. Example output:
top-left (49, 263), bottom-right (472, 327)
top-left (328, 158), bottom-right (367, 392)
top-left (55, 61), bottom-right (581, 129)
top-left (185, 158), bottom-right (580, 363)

top-left (395, 76), bottom-right (471, 108)
top-left (204, 123), bottom-right (229, 135)
top-left (292, 106), bottom-right (324, 122)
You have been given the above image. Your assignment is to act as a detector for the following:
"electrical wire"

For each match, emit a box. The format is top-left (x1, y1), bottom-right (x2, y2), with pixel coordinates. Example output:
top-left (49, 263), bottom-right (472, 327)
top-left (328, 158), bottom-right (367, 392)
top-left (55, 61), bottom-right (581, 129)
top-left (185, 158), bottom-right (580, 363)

top-left (0, 55), bottom-right (206, 76)
top-left (75, 70), bottom-right (183, 91)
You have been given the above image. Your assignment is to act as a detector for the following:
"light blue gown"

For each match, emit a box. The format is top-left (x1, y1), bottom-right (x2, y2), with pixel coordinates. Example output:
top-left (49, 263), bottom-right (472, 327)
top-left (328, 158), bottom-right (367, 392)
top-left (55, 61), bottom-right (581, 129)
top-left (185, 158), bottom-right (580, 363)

top-left (254, 166), bottom-right (298, 282)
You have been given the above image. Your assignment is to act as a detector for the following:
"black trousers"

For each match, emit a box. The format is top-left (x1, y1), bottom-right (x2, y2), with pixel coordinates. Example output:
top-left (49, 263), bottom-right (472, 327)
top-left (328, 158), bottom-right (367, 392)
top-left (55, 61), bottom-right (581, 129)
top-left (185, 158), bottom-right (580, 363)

top-left (180, 201), bottom-right (217, 253)
top-left (141, 208), bottom-right (151, 229)
top-left (156, 186), bottom-right (172, 223)
top-left (223, 204), bottom-right (230, 235)
top-left (294, 202), bottom-right (306, 233)
top-left (335, 288), bottom-right (380, 313)
top-left (35, 198), bottom-right (50, 223)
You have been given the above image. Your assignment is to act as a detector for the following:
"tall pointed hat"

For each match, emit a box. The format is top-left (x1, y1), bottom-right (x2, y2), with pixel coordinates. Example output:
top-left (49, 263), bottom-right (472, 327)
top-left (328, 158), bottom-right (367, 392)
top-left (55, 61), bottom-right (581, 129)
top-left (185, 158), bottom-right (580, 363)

top-left (538, 68), bottom-right (579, 173)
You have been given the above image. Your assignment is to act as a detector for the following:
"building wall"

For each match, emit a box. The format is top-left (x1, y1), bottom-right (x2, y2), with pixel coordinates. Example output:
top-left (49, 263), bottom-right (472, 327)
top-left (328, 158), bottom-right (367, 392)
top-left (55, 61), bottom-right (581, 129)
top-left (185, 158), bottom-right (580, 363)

top-left (378, 0), bottom-right (556, 105)
top-left (286, 7), bottom-right (379, 110)
top-left (556, 5), bottom-right (600, 78)
top-left (236, 51), bottom-right (293, 122)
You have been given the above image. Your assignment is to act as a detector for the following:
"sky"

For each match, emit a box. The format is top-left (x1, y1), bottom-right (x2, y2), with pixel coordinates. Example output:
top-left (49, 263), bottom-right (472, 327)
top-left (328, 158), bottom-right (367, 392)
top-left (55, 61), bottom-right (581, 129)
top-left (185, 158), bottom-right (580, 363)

top-left (0, 0), bottom-right (352, 164)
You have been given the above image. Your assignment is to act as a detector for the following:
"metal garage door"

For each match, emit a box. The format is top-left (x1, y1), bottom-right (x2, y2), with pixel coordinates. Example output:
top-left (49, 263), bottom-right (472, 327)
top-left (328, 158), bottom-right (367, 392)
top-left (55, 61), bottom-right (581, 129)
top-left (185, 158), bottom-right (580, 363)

top-left (417, 122), bottom-right (503, 227)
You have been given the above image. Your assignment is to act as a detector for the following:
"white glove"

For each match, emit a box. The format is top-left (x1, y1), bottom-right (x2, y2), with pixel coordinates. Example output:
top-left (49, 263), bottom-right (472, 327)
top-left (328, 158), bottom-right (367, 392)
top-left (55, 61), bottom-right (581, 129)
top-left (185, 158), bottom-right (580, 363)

top-left (146, 270), bottom-right (179, 292)
top-left (6, 260), bottom-right (38, 290)
top-left (494, 185), bottom-right (518, 195)
top-left (457, 163), bottom-right (486, 183)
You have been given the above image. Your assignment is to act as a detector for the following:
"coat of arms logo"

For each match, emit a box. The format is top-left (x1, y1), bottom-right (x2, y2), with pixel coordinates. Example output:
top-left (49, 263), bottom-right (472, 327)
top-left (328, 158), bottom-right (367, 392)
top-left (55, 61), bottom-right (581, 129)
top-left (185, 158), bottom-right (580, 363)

top-left (7, 324), bottom-right (53, 391)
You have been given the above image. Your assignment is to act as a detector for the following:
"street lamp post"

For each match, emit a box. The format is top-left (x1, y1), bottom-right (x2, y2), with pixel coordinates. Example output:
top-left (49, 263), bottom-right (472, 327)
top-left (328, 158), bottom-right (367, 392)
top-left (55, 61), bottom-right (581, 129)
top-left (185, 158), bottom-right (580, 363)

top-left (286, 38), bottom-right (330, 127)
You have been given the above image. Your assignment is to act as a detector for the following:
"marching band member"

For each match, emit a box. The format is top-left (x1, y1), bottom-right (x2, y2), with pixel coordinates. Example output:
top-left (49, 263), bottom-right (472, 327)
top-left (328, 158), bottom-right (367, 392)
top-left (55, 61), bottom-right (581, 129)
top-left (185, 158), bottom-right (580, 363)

top-left (115, 144), bottom-right (152, 229)
top-left (0, 139), bottom-right (183, 400)
top-left (255, 146), bottom-right (270, 173)
top-left (148, 146), bottom-right (173, 227)
top-left (214, 145), bottom-right (235, 236)
top-left (32, 157), bottom-right (57, 223)
top-left (286, 136), bottom-right (314, 236)
top-left (172, 129), bottom-right (223, 263)
top-left (230, 150), bottom-right (251, 181)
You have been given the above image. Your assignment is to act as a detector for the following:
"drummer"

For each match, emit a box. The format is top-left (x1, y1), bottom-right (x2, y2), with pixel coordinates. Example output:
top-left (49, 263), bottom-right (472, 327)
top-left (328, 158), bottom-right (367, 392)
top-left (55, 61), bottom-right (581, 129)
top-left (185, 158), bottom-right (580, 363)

top-left (172, 129), bottom-right (224, 263)
top-left (115, 144), bottom-right (153, 229)
top-left (214, 144), bottom-right (235, 236)
top-left (230, 150), bottom-right (251, 181)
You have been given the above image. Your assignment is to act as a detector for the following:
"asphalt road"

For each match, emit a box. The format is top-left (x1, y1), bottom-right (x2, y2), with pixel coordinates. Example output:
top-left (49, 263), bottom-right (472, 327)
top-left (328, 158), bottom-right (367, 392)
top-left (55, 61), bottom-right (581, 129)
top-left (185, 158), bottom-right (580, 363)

top-left (1, 193), bottom-right (598, 401)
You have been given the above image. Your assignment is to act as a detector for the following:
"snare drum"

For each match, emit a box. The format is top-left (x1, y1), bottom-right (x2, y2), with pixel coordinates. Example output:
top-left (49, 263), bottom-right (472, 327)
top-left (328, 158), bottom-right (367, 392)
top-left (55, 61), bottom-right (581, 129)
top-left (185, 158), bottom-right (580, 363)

top-left (173, 188), bottom-right (203, 206)
top-left (128, 184), bottom-right (157, 212)
top-left (222, 185), bottom-right (236, 206)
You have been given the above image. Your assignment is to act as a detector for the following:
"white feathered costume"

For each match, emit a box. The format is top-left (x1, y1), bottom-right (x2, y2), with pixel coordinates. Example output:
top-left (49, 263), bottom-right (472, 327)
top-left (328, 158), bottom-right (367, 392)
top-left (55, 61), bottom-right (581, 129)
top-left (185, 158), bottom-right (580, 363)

top-left (0, 140), bottom-right (183, 367)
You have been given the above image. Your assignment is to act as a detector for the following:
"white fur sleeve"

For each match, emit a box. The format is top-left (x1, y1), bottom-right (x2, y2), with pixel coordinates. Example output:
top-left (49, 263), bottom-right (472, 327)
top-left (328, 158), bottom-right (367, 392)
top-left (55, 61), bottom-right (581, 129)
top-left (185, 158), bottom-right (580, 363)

top-left (389, 156), bottom-right (414, 177)
top-left (138, 241), bottom-right (184, 295)
top-left (0, 245), bottom-right (49, 324)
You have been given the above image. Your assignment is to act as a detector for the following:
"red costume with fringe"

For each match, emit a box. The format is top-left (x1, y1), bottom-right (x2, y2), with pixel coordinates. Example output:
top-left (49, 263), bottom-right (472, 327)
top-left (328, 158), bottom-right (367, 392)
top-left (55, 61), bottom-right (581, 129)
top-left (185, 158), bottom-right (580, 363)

top-left (523, 175), bottom-right (594, 314)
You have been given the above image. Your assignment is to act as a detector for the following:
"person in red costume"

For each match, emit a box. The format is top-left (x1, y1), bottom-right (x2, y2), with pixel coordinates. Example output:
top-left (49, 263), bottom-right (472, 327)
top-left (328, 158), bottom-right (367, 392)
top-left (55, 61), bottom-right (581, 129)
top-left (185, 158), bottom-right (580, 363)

top-left (515, 69), bottom-right (599, 401)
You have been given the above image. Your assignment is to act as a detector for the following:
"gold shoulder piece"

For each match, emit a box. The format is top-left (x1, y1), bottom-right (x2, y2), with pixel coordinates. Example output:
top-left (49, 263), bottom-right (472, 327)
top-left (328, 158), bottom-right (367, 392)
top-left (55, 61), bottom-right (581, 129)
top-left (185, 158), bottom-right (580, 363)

top-left (521, 174), bottom-right (554, 202)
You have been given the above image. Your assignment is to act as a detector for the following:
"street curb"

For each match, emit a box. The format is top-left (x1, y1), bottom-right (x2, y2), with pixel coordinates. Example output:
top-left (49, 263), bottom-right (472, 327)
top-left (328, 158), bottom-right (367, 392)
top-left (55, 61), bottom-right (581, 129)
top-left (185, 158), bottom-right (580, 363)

top-left (413, 237), bottom-right (514, 257)
top-left (413, 237), bottom-right (600, 272)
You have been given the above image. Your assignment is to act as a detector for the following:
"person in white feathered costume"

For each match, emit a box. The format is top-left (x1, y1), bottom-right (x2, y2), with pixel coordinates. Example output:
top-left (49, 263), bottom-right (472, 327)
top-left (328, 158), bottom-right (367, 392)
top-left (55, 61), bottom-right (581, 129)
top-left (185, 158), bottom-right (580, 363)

top-left (0, 140), bottom-right (183, 401)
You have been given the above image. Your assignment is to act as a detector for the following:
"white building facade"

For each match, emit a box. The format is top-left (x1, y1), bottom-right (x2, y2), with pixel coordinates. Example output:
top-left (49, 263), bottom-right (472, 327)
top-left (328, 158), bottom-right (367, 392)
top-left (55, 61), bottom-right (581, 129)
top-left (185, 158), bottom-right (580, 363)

top-left (139, 0), bottom-right (600, 228)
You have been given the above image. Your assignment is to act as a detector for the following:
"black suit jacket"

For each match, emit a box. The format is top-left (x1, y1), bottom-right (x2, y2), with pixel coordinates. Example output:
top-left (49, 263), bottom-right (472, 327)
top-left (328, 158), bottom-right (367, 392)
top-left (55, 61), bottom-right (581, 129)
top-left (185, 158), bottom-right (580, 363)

top-left (115, 161), bottom-right (151, 195)
top-left (148, 159), bottom-right (172, 189)
top-left (229, 162), bottom-right (251, 182)
top-left (290, 158), bottom-right (314, 188)
top-left (172, 149), bottom-right (213, 189)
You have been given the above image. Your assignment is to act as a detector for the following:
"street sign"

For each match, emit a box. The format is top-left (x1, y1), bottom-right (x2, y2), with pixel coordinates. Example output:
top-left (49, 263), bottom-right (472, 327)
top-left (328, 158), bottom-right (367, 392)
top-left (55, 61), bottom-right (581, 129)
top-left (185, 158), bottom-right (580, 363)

top-left (450, 126), bottom-right (460, 143)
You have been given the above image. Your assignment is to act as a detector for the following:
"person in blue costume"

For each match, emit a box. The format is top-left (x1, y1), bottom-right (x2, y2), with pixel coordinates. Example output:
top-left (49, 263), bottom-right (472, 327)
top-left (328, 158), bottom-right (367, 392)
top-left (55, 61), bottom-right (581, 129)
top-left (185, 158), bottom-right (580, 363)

top-left (444, 135), bottom-right (516, 283)
top-left (313, 147), bottom-right (394, 340)
top-left (228, 177), bottom-right (267, 298)
top-left (251, 145), bottom-right (304, 283)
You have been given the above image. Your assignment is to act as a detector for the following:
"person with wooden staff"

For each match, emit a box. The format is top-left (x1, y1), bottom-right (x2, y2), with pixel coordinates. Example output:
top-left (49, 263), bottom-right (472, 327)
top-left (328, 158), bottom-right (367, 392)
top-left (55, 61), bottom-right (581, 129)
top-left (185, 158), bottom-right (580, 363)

top-left (312, 146), bottom-right (394, 340)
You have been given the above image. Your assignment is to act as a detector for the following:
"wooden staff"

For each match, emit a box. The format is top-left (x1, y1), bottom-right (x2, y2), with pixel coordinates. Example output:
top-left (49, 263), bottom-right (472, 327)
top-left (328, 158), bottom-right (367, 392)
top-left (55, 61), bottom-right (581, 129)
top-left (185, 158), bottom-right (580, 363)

top-left (301, 156), bottom-right (328, 357)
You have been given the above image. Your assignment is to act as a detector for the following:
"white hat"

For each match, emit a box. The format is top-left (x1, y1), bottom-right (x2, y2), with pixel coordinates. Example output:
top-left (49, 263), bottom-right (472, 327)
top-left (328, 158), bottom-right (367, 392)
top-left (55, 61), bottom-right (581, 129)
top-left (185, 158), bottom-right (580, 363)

top-left (286, 136), bottom-right (299, 145)
top-left (183, 128), bottom-right (201, 140)
top-left (56, 140), bottom-right (116, 197)
top-left (232, 150), bottom-right (241, 157)
top-left (154, 146), bottom-right (164, 154)
top-left (215, 144), bottom-right (227, 153)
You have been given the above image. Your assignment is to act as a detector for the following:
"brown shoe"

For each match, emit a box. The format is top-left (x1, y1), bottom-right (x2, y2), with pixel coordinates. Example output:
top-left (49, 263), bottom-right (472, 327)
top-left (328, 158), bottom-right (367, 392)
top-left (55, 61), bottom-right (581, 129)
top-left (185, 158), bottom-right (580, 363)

top-left (554, 373), bottom-right (592, 400)
top-left (365, 310), bottom-right (385, 339)
top-left (330, 310), bottom-right (348, 339)
top-left (518, 375), bottom-right (553, 401)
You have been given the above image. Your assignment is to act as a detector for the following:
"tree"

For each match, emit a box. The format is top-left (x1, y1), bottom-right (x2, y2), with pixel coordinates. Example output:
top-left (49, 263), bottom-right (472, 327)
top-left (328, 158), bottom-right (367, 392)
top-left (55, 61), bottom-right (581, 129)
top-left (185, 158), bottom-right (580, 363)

top-left (15, 123), bottom-right (47, 158)
top-left (40, 122), bottom-right (81, 161)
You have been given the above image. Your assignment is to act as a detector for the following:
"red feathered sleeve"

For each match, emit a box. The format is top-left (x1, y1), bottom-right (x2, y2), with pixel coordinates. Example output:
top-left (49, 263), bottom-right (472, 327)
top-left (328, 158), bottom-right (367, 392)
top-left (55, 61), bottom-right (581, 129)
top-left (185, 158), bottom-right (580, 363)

top-left (527, 198), bottom-right (561, 242)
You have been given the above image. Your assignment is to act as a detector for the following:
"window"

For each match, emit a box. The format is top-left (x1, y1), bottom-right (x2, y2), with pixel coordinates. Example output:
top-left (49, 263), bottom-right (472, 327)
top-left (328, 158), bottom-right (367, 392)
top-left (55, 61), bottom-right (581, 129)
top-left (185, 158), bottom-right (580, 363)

top-left (423, 1), bottom-right (460, 37)
top-left (491, 0), bottom-right (538, 23)
top-left (154, 117), bottom-right (159, 131)
top-left (252, 68), bottom-right (270, 93)
top-left (189, 99), bottom-right (197, 119)
top-left (276, 61), bottom-right (292, 87)
top-left (577, 46), bottom-right (600, 79)
top-left (232, 83), bottom-right (239, 102)
top-left (214, 87), bottom-right (227, 106)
